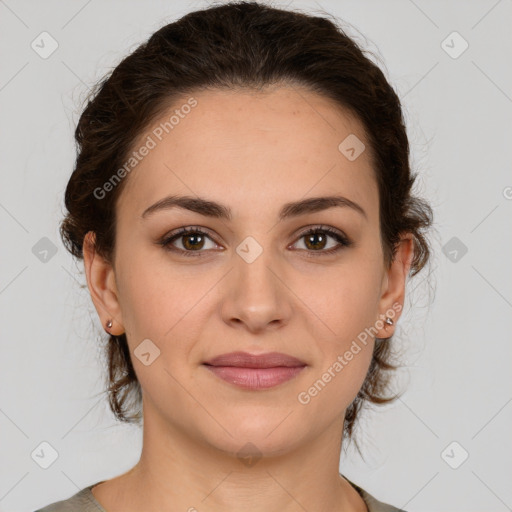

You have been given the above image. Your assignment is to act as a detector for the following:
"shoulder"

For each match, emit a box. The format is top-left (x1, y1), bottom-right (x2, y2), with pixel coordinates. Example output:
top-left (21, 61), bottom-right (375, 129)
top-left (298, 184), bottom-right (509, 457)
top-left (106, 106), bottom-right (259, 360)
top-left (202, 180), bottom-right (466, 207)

top-left (358, 487), bottom-right (408, 512)
top-left (33, 483), bottom-right (106, 512)
top-left (344, 475), bottom-right (408, 512)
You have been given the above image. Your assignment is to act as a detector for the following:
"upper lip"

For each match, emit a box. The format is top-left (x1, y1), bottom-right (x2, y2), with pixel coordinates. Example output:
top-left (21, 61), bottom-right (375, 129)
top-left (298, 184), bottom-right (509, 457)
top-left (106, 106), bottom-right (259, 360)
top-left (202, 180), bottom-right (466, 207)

top-left (203, 351), bottom-right (306, 368)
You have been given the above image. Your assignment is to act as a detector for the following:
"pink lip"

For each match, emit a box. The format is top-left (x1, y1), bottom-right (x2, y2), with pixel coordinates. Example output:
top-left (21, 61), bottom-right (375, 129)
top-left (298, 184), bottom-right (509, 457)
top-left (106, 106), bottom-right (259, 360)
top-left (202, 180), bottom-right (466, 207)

top-left (202, 351), bottom-right (307, 390)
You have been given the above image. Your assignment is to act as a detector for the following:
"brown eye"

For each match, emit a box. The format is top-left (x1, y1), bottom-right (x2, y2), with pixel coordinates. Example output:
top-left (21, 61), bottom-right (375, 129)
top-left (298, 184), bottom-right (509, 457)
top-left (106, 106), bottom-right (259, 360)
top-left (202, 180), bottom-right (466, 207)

top-left (181, 232), bottom-right (206, 250)
top-left (160, 227), bottom-right (220, 257)
top-left (303, 231), bottom-right (328, 250)
top-left (291, 225), bottom-right (352, 256)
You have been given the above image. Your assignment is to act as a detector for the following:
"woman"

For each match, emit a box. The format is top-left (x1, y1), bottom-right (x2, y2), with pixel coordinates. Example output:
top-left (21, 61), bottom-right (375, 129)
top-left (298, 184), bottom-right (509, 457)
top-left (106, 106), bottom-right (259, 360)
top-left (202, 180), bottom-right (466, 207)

top-left (35, 1), bottom-right (433, 511)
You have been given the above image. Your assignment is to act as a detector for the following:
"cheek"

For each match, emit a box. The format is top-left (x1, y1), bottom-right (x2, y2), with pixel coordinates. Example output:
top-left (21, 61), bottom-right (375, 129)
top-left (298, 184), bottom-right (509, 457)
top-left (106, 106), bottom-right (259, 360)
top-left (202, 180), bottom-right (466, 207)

top-left (296, 262), bottom-right (382, 342)
top-left (116, 253), bottom-right (217, 359)
top-left (113, 252), bottom-right (172, 349)
top-left (293, 262), bottom-right (380, 404)
top-left (296, 337), bottom-right (373, 425)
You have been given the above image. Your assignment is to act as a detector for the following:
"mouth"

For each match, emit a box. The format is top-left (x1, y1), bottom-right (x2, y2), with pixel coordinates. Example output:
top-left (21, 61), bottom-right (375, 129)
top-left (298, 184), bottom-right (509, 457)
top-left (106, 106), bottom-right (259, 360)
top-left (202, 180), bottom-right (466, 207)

top-left (202, 351), bottom-right (307, 390)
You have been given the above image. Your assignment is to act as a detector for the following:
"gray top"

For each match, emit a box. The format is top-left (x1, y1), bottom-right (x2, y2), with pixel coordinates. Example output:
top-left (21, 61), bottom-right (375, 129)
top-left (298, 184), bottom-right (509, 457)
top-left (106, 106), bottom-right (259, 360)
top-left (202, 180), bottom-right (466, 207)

top-left (34, 475), bottom-right (407, 512)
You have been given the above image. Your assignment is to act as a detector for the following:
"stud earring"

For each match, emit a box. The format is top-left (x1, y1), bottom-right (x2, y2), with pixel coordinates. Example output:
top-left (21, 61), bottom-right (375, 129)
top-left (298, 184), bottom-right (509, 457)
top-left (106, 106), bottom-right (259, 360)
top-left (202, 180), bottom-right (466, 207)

top-left (106, 319), bottom-right (113, 330)
top-left (385, 317), bottom-right (394, 326)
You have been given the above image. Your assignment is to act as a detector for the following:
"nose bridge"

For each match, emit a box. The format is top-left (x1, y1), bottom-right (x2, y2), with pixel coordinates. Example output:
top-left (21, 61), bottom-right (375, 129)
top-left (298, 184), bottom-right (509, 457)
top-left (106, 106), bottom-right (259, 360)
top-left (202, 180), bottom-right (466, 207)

top-left (222, 234), bottom-right (292, 330)
top-left (235, 235), bottom-right (281, 300)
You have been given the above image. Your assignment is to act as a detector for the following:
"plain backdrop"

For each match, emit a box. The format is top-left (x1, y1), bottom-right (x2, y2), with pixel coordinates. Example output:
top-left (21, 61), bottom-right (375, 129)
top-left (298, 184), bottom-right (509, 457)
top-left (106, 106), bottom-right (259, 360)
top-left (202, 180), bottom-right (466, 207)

top-left (1, 1), bottom-right (511, 511)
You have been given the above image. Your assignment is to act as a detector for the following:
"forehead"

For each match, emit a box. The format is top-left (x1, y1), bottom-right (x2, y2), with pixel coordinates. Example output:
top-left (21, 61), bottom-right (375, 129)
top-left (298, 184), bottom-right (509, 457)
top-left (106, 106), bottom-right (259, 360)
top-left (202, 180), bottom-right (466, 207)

top-left (117, 86), bottom-right (378, 223)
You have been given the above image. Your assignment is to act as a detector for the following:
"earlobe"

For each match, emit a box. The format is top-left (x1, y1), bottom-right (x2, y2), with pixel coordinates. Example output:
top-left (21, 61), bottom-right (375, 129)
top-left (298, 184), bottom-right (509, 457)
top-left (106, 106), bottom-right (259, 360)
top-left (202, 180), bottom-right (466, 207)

top-left (83, 231), bottom-right (125, 335)
top-left (376, 233), bottom-right (415, 338)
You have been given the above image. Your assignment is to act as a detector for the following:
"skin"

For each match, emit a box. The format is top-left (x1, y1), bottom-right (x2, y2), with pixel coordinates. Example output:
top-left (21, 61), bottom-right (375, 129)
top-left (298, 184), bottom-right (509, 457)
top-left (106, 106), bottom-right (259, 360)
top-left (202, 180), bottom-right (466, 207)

top-left (83, 85), bottom-right (414, 512)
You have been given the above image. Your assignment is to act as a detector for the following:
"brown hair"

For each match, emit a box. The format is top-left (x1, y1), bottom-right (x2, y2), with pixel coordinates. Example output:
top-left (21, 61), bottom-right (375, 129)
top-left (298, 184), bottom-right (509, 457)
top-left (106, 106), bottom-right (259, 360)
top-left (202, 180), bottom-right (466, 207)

top-left (60, 0), bottom-right (433, 453)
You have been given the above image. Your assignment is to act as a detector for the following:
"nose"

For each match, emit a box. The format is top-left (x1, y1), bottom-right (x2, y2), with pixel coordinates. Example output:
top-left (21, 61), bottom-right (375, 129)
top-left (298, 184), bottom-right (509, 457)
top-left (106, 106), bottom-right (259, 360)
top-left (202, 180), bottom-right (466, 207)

top-left (220, 247), bottom-right (293, 334)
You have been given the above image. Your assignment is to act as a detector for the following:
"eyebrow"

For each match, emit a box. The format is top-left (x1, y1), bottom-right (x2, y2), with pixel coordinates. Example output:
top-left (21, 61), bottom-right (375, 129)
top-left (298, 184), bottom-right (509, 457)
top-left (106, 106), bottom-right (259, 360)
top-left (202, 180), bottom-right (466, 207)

top-left (141, 194), bottom-right (367, 221)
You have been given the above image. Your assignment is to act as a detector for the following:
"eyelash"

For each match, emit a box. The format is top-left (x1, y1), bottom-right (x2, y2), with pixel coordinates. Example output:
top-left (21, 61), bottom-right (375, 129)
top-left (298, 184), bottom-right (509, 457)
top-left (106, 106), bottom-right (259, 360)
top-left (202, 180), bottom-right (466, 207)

top-left (158, 225), bottom-right (353, 258)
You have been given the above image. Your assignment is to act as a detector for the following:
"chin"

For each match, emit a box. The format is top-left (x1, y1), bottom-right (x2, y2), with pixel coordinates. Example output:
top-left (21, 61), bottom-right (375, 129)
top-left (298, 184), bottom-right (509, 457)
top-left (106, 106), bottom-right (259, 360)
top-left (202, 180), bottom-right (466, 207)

top-left (205, 420), bottom-right (305, 459)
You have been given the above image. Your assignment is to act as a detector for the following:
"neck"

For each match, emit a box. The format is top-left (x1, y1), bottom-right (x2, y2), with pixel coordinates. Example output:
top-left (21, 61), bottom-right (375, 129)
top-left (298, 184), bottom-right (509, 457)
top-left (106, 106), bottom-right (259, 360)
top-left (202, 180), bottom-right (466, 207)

top-left (93, 399), bottom-right (367, 512)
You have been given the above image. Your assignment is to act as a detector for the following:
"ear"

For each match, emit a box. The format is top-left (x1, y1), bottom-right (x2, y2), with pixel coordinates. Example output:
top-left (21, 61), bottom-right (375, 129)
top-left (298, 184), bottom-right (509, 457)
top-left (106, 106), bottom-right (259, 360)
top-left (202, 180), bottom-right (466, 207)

top-left (375, 232), bottom-right (415, 338)
top-left (83, 231), bottom-right (125, 336)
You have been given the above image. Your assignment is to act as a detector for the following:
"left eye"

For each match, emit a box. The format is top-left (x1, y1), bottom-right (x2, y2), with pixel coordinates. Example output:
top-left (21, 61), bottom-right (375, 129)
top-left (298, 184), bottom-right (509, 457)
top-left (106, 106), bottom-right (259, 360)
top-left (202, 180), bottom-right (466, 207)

top-left (290, 226), bottom-right (352, 255)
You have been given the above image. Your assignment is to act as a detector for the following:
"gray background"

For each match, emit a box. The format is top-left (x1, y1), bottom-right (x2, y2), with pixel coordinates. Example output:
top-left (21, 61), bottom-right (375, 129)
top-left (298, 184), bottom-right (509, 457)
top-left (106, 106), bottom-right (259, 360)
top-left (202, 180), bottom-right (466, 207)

top-left (1, 1), bottom-right (511, 511)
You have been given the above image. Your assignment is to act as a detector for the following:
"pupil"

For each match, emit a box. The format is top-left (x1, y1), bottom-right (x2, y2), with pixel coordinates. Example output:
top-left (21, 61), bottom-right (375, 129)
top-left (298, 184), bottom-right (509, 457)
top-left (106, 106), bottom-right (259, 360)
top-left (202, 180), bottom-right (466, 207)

top-left (184, 233), bottom-right (204, 250)
top-left (306, 233), bottom-right (326, 250)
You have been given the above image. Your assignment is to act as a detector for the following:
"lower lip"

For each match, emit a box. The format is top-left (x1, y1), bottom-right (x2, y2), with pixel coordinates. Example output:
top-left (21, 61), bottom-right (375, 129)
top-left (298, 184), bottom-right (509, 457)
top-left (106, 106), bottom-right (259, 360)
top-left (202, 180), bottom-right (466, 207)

top-left (203, 365), bottom-right (306, 390)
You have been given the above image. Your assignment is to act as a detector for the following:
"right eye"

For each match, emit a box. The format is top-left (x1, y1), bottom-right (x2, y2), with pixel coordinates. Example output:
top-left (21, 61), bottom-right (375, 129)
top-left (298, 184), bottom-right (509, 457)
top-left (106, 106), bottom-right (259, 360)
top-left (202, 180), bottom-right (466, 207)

top-left (159, 226), bottom-right (222, 257)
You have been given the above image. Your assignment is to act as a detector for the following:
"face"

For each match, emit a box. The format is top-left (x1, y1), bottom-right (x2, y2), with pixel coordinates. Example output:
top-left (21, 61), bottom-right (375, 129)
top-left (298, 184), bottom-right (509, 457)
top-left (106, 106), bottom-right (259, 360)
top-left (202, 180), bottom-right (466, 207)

top-left (84, 85), bottom-right (412, 457)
